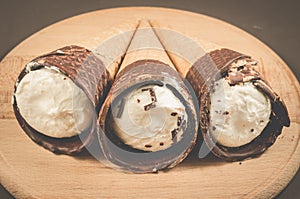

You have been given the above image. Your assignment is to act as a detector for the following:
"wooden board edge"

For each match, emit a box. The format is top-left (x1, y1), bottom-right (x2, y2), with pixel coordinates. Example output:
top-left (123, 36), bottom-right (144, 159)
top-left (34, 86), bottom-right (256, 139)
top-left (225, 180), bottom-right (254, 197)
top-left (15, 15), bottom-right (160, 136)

top-left (0, 153), bottom-right (40, 199)
top-left (0, 7), bottom-right (299, 199)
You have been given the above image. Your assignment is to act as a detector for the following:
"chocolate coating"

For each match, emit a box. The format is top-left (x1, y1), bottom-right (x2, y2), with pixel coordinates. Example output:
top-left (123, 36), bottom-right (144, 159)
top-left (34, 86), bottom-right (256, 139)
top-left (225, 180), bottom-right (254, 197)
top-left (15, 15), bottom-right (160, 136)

top-left (98, 59), bottom-right (199, 173)
top-left (13, 45), bottom-right (112, 154)
top-left (186, 48), bottom-right (290, 161)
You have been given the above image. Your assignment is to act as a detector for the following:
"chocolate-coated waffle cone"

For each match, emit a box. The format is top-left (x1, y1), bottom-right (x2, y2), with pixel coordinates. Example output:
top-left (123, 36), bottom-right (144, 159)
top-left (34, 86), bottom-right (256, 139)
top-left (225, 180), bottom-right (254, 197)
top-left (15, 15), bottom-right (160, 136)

top-left (98, 21), bottom-right (199, 173)
top-left (13, 45), bottom-right (112, 154)
top-left (186, 49), bottom-right (248, 98)
top-left (186, 48), bottom-right (290, 161)
top-left (98, 59), bottom-right (199, 173)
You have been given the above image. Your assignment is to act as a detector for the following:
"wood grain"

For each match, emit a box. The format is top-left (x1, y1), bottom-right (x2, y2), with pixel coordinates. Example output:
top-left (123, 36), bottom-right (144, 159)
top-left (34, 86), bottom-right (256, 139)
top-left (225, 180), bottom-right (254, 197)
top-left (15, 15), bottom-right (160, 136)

top-left (118, 20), bottom-right (175, 72)
top-left (0, 7), bottom-right (299, 199)
top-left (92, 19), bottom-right (139, 78)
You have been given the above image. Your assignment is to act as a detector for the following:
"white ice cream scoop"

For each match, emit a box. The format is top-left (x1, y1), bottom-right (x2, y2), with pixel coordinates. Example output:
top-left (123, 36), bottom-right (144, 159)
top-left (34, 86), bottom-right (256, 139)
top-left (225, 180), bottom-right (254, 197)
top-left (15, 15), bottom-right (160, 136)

top-left (15, 68), bottom-right (94, 138)
top-left (13, 45), bottom-right (114, 155)
top-left (111, 84), bottom-right (187, 152)
top-left (209, 77), bottom-right (271, 147)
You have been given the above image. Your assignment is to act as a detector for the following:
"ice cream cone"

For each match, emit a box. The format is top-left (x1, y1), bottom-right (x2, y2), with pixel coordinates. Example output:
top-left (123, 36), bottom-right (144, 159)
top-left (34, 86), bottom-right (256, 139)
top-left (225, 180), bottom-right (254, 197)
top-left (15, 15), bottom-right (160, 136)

top-left (150, 21), bottom-right (289, 161)
top-left (98, 20), bottom-right (199, 173)
top-left (12, 20), bottom-right (138, 154)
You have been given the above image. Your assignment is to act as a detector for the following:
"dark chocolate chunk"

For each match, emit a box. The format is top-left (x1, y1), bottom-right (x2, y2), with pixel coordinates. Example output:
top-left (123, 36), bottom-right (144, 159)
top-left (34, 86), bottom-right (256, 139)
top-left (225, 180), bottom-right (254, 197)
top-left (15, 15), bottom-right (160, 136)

top-left (149, 89), bottom-right (157, 102)
top-left (171, 112), bottom-right (178, 116)
top-left (141, 88), bottom-right (150, 92)
top-left (223, 111), bottom-right (229, 115)
top-left (144, 103), bottom-right (156, 111)
top-left (237, 65), bottom-right (244, 71)
top-left (177, 116), bottom-right (184, 127)
top-left (143, 88), bottom-right (157, 111)
top-left (171, 129), bottom-right (178, 140)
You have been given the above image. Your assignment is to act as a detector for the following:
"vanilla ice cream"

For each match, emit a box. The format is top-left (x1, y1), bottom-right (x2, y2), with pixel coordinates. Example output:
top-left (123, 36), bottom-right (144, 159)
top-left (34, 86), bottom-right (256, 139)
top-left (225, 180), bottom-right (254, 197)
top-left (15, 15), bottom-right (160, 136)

top-left (209, 78), bottom-right (271, 147)
top-left (112, 84), bottom-right (187, 151)
top-left (15, 68), bottom-right (94, 138)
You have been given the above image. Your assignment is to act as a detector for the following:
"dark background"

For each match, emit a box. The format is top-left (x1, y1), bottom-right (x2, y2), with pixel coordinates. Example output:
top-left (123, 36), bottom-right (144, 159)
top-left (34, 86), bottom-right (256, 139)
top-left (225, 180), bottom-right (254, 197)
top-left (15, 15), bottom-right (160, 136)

top-left (0, 0), bottom-right (299, 198)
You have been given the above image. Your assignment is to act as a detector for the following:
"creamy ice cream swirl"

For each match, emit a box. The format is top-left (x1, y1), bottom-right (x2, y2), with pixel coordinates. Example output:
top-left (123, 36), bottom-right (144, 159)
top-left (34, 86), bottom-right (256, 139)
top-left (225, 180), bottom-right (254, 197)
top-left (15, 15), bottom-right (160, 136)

top-left (111, 84), bottom-right (187, 152)
top-left (209, 59), bottom-right (272, 147)
top-left (15, 68), bottom-right (94, 138)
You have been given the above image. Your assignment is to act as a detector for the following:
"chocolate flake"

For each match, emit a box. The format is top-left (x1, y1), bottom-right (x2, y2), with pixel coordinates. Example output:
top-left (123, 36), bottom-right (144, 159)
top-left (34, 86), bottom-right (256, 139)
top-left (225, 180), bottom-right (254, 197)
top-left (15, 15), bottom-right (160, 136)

top-left (145, 144), bottom-right (152, 148)
top-left (141, 88), bottom-right (150, 92)
top-left (144, 103), bottom-right (156, 111)
top-left (171, 129), bottom-right (178, 140)
top-left (223, 111), bottom-right (229, 115)
top-left (171, 112), bottom-right (178, 116)
top-left (212, 126), bottom-right (216, 131)
top-left (160, 142), bottom-right (164, 146)
top-left (237, 65), bottom-right (245, 71)
top-left (250, 129), bottom-right (254, 132)
top-left (137, 99), bottom-right (140, 103)
top-left (177, 115), bottom-right (184, 127)
top-left (144, 88), bottom-right (157, 111)
top-left (149, 89), bottom-right (157, 102)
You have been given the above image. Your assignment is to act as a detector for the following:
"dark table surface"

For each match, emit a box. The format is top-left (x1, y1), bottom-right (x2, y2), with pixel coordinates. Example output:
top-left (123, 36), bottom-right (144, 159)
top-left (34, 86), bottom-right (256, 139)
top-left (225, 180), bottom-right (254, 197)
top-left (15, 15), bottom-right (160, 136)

top-left (0, 1), bottom-right (299, 198)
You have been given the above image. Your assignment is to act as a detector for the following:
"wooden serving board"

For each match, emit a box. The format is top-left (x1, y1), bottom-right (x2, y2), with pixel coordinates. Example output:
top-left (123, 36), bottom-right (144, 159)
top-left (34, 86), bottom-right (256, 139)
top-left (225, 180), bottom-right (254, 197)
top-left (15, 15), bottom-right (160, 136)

top-left (0, 7), bottom-right (299, 199)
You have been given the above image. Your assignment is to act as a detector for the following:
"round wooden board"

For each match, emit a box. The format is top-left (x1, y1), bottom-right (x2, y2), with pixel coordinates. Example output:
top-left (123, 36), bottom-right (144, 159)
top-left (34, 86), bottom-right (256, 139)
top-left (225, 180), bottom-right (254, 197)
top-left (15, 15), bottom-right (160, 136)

top-left (0, 7), bottom-right (299, 199)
